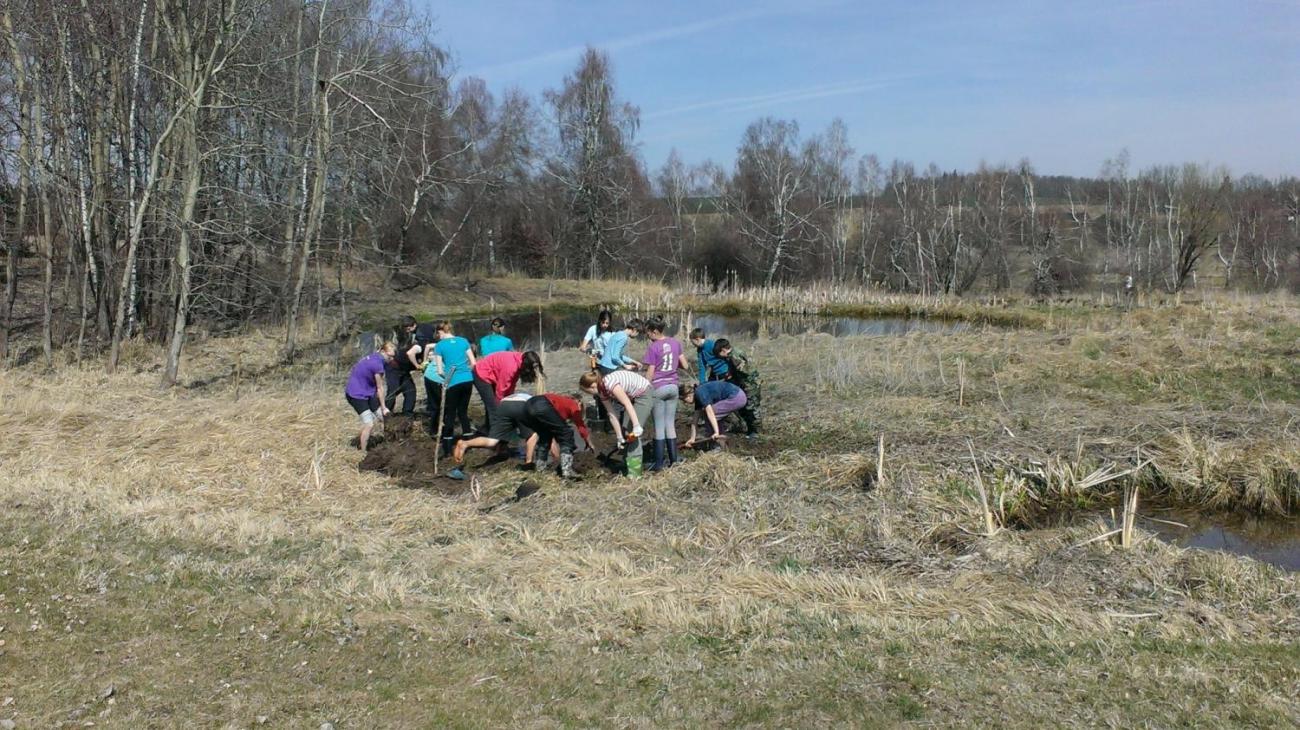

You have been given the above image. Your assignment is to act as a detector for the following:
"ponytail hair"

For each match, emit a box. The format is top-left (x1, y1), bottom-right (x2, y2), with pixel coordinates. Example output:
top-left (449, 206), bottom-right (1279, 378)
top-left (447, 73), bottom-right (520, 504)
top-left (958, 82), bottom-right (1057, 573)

top-left (436, 320), bottom-right (454, 335)
top-left (579, 371), bottom-right (601, 391)
top-left (519, 350), bottom-right (544, 382)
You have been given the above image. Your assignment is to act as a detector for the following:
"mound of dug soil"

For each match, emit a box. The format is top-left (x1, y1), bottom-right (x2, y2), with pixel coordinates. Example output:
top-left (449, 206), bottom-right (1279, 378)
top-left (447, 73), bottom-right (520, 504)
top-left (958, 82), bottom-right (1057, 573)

top-left (358, 412), bottom-right (776, 492)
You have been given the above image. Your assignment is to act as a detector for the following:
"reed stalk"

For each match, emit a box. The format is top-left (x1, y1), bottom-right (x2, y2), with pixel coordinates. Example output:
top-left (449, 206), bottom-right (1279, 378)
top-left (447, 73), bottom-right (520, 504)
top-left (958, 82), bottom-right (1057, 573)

top-left (968, 440), bottom-right (997, 536)
top-left (432, 365), bottom-right (454, 475)
top-left (957, 357), bottom-right (966, 407)
top-left (877, 432), bottom-right (885, 487)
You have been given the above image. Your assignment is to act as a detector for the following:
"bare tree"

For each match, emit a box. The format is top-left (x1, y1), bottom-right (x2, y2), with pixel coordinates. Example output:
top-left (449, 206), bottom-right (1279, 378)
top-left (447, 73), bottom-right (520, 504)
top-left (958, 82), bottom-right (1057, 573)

top-left (543, 48), bottom-right (647, 279)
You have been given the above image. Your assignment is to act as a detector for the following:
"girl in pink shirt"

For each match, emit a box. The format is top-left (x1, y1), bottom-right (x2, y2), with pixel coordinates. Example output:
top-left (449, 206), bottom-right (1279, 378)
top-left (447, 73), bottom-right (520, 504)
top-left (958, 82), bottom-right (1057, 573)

top-left (472, 350), bottom-right (544, 433)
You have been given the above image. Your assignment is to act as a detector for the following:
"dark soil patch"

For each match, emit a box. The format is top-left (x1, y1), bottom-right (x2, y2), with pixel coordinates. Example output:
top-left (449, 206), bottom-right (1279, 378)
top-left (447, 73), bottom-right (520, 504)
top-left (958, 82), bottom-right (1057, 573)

top-left (357, 412), bottom-right (774, 492)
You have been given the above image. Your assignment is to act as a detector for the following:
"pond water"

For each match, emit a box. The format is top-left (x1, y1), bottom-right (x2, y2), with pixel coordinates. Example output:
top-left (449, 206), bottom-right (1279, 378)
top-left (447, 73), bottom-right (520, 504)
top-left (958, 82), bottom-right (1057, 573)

top-left (1139, 510), bottom-right (1300, 572)
top-left (430, 309), bottom-right (965, 352)
top-left (352, 309), bottom-right (964, 359)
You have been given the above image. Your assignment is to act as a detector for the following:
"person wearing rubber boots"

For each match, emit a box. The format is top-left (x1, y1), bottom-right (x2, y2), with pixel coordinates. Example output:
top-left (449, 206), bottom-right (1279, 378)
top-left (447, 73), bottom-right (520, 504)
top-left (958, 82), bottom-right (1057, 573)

top-left (521, 393), bottom-right (594, 478)
top-left (579, 369), bottom-right (652, 477)
top-left (643, 317), bottom-right (690, 470)
top-left (714, 338), bottom-right (762, 439)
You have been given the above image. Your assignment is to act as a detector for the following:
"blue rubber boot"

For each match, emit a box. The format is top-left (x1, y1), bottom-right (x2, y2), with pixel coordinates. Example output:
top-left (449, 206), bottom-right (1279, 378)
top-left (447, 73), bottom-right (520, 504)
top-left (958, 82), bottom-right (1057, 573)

top-left (648, 439), bottom-right (667, 472)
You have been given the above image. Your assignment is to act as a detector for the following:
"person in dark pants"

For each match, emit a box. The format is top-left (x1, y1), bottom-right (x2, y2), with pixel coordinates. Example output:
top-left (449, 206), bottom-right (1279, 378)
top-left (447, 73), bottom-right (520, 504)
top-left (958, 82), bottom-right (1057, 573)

top-left (449, 393), bottom-right (535, 480)
top-left (714, 338), bottom-right (762, 438)
top-left (422, 321), bottom-right (477, 456)
top-left (521, 393), bottom-right (594, 478)
top-left (384, 315), bottom-right (420, 414)
top-left (471, 350), bottom-right (544, 436)
top-left (344, 342), bottom-right (396, 453)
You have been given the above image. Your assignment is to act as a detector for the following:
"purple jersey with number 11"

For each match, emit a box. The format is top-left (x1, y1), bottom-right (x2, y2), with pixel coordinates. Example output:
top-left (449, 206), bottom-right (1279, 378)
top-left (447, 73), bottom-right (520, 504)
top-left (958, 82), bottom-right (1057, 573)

top-left (645, 337), bottom-right (683, 388)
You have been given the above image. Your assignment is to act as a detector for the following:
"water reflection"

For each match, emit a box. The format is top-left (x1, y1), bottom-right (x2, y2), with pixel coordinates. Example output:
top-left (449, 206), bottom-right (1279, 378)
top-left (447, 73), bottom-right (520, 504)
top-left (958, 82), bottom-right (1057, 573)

top-left (1141, 510), bottom-right (1300, 572)
top-left (419, 309), bottom-right (967, 352)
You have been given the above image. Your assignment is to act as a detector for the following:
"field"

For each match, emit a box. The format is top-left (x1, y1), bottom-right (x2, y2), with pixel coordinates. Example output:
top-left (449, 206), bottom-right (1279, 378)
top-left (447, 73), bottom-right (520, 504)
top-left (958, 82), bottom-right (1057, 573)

top-left (2, 279), bottom-right (1298, 728)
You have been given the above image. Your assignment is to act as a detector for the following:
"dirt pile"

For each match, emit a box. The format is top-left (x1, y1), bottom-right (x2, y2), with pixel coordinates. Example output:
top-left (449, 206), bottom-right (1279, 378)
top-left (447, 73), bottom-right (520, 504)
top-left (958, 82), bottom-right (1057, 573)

top-left (357, 412), bottom-right (774, 491)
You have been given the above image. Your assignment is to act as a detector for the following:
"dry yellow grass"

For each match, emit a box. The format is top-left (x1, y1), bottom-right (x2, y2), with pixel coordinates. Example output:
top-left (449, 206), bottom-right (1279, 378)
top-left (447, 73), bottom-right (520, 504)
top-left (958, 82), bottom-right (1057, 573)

top-left (1, 285), bottom-right (1298, 727)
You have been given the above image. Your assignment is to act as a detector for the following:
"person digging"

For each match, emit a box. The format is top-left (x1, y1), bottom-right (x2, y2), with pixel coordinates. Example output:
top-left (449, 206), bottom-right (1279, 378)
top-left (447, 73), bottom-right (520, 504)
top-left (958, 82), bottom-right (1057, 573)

top-left (518, 393), bottom-right (595, 479)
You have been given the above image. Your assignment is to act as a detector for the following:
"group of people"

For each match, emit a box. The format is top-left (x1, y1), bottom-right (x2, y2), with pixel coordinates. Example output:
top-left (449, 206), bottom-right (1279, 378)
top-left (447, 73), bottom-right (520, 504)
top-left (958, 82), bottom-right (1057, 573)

top-left (342, 309), bottom-right (763, 482)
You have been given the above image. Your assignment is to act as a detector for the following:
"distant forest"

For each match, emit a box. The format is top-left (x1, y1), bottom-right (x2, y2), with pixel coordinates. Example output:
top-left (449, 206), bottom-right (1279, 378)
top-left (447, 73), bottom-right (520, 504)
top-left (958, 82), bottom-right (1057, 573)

top-left (2, 0), bottom-right (1298, 379)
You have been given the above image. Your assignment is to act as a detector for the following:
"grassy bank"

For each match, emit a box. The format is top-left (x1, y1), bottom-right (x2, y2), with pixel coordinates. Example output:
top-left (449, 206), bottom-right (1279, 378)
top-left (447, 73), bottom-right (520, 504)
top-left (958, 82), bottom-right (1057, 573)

top-left (2, 280), bottom-right (1298, 727)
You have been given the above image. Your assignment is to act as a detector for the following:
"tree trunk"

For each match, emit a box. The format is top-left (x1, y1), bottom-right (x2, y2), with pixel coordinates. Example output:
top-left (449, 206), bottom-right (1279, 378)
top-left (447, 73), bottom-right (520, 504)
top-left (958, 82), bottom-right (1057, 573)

top-left (163, 122), bottom-right (205, 385)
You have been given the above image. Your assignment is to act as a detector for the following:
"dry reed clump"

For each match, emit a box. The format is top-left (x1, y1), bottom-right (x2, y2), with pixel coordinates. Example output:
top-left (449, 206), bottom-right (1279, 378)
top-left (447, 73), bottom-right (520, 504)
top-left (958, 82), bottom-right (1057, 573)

top-left (852, 473), bottom-right (1300, 639)
top-left (1141, 430), bottom-right (1300, 515)
top-left (959, 430), bottom-right (1300, 528)
top-left (672, 281), bottom-right (1047, 328)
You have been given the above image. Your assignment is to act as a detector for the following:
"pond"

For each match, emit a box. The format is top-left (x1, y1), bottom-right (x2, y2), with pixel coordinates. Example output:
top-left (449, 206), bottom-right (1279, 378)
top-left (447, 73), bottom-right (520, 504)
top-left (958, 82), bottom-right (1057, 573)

top-left (427, 309), bottom-right (966, 352)
top-left (1139, 510), bottom-right (1300, 572)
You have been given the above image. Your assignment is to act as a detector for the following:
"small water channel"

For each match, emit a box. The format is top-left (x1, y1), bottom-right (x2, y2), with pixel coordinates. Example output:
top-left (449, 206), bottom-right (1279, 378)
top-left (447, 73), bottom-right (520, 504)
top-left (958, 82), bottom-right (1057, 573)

top-left (1138, 510), bottom-right (1300, 572)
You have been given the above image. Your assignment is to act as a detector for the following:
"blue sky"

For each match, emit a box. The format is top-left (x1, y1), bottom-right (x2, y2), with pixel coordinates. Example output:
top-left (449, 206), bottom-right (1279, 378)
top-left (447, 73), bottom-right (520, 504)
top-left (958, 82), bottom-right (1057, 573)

top-left (426, 0), bottom-right (1300, 178)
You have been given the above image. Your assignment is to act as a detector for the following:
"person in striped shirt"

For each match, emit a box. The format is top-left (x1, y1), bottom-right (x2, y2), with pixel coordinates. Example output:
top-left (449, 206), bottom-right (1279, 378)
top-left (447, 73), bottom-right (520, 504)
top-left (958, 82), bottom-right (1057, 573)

top-left (579, 369), bottom-right (652, 477)
top-left (520, 393), bottom-right (594, 479)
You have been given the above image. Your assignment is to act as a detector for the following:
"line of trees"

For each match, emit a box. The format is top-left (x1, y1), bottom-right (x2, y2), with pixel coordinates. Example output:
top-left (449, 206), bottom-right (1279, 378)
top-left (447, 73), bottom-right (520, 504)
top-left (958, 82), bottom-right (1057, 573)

top-left (2, 1), bottom-right (1298, 380)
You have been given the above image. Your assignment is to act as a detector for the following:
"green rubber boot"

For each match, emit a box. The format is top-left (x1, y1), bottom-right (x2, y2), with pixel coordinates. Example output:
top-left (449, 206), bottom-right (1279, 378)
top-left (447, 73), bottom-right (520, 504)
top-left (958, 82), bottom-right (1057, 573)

top-left (625, 454), bottom-right (643, 478)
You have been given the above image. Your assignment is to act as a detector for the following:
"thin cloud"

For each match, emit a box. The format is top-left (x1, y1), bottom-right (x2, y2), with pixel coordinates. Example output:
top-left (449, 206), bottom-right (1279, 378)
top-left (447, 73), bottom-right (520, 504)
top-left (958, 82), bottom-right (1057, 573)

top-left (466, 7), bottom-right (782, 79)
top-left (644, 76), bottom-right (917, 121)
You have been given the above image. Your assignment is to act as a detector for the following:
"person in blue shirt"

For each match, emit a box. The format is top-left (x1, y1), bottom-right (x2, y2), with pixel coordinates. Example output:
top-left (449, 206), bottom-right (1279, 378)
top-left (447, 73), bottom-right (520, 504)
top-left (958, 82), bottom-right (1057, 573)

top-left (679, 380), bottom-right (747, 448)
top-left (598, 318), bottom-right (644, 373)
top-left (579, 310), bottom-right (614, 370)
top-left (424, 321), bottom-right (477, 456)
top-left (477, 317), bottom-right (514, 356)
top-left (688, 327), bottom-right (729, 383)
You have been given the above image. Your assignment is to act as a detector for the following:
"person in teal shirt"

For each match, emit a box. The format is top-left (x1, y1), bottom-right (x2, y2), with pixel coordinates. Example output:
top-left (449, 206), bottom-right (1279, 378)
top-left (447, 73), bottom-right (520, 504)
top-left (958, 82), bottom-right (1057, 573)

top-left (598, 318), bottom-right (644, 372)
top-left (688, 327), bottom-right (729, 383)
top-left (424, 321), bottom-right (477, 456)
top-left (478, 317), bottom-right (514, 356)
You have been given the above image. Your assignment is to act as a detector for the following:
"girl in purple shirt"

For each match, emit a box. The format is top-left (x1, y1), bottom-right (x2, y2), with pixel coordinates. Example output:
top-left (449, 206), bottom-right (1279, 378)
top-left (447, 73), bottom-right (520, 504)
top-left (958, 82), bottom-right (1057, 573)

top-left (643, 317), bottom-right (690, 470)
top-left (345, 342), bottom-right (396, 453)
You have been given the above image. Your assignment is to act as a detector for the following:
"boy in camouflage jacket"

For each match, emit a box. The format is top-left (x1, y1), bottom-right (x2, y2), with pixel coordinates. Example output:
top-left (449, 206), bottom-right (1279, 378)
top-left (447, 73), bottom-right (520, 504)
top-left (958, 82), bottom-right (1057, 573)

top-left (713, 339), bottom-right (761, 437)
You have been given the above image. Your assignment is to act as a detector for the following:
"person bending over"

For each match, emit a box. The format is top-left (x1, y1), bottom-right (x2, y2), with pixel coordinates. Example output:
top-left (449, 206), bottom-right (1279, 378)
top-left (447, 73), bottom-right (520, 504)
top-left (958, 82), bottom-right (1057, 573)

top-left (449, 392), bottom-right (534, 480)
top-left (679, 380), bottom-right (747, 449)
top-left (520, 393), bottom-right (595, 479)
top-left (345, 342), bottom-right (396, 453)
top-left (579, 369), bottom-right (652, 477)
top-left (598, 318), bottom-right (645, 373)
top-left (471, 350), bottom-right (544, 434)
top-left (385, 315), bottom-right (421, 414)
top-left (688, 327), bottom-right (729, 383)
